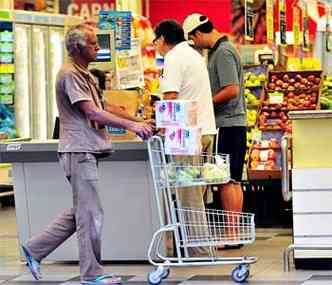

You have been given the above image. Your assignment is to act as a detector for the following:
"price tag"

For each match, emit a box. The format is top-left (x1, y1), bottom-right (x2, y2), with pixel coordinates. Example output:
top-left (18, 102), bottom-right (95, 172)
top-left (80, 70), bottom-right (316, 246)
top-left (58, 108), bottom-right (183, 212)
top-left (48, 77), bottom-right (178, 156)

top-left (269, 92), bottom-right (284, 104)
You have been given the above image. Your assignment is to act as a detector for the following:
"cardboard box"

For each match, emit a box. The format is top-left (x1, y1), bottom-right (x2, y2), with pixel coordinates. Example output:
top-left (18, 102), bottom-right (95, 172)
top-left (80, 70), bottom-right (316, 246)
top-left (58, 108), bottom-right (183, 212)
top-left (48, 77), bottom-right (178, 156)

top-left (103, 90), bottom-right (139, 141)
top-left (155, 100), bottom-right (198, 128)
top-left (164, 127), bottom-right (201, 155)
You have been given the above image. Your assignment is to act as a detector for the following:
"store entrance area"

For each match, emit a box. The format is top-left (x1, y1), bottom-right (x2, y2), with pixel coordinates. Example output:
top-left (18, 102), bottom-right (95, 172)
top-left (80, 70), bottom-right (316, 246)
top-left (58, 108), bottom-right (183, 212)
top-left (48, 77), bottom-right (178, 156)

top-left (1, 206), bottom-right (332, 285)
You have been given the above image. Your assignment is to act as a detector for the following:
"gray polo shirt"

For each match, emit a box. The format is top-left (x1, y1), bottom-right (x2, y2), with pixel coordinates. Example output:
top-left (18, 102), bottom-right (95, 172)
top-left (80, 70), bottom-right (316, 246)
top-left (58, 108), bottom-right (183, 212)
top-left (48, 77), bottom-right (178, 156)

top-left (208, 37), bottom-right (246, 128)
top-left (56, 58), bottom-right (112, 153)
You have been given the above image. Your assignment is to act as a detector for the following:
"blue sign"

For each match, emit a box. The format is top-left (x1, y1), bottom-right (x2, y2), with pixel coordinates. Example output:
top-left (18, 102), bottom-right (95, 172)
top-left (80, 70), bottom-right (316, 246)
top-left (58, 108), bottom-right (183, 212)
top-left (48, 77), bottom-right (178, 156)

top-left (98, 10), bottom-right (131, 50)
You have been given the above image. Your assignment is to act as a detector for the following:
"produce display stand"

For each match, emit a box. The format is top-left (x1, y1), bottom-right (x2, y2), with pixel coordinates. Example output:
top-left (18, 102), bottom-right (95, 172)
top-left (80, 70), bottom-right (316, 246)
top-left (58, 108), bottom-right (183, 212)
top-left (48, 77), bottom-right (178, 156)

top-left (247, 69), bottom-right (322, 181)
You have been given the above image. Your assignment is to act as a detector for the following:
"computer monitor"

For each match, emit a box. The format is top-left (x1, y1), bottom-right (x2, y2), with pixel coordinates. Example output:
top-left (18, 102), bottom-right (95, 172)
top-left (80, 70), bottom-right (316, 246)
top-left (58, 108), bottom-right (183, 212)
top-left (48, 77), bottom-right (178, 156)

top-left (95, 32), bottom-right (112, 62)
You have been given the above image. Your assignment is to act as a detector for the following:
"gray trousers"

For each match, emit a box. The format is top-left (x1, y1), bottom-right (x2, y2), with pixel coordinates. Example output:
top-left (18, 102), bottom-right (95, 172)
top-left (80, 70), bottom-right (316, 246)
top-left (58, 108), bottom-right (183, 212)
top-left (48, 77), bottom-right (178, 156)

top-left (25, 152), bottom-right (104, 280)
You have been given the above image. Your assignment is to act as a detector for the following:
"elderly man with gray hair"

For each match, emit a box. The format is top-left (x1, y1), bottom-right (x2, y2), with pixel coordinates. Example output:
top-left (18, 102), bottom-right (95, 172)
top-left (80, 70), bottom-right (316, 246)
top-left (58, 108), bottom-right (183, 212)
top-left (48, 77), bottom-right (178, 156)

top-left (20, 23), bottom-right (153, 285)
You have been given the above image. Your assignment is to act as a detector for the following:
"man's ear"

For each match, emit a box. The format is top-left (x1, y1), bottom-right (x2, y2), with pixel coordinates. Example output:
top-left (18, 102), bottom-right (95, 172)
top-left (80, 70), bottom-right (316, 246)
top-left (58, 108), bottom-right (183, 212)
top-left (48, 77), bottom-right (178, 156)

top-left (76, 43), bottom-right (83, 53)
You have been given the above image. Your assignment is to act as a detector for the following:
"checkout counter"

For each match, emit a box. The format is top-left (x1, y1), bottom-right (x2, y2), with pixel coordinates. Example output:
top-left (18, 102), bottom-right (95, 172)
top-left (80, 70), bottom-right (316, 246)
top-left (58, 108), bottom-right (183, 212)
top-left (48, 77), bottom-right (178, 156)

top-left (283, 110), bottom-right (332, 269)
top-left (0, 139), bottom-right (159, 261)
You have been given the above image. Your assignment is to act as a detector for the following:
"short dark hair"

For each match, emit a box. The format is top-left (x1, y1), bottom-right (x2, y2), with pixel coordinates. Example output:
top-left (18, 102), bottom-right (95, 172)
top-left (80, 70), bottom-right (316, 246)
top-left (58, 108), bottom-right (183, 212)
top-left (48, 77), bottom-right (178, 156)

top-left (189, 18), bottom-right (214, 36)
top-left (154, 19), bottom-right (185, 45)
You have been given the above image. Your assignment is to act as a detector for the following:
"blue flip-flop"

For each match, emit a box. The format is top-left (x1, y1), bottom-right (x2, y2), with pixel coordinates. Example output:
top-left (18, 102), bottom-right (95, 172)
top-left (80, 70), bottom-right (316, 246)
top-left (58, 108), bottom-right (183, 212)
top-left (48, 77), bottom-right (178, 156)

top-left (81, 274), bottom-right (122, 285)
top-left (21, 245), bottom-right (42, 280)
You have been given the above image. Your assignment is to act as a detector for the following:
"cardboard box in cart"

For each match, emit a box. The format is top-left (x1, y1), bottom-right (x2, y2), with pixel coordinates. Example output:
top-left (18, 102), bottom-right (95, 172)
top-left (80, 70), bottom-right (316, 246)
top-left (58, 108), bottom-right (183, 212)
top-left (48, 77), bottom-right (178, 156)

top-left (155, 100), bottom-right (198, 128)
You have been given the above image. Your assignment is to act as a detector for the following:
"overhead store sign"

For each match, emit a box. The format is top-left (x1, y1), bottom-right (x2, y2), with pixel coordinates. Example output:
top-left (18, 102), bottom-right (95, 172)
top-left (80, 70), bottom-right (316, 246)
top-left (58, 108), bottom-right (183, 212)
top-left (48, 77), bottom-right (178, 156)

top-left (59, 0), bottom-right (116, 20)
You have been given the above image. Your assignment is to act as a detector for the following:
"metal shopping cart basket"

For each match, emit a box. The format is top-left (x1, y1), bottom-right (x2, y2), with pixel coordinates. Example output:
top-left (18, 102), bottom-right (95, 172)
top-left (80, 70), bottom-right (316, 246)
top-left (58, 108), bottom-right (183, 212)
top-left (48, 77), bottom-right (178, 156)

top-left (147, 136), bottom-right (257, 284)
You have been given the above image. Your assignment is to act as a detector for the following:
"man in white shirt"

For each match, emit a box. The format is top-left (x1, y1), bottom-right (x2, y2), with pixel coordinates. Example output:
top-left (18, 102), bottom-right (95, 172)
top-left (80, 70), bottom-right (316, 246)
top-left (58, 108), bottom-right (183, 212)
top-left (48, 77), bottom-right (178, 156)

top-left (153, 19), bottom-right (217, 256)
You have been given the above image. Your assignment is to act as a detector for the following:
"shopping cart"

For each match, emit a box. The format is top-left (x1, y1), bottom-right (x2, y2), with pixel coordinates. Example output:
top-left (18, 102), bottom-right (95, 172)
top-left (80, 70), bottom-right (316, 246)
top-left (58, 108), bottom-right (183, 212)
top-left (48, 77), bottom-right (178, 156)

top-left (147, 136), bottom-right (257, 284)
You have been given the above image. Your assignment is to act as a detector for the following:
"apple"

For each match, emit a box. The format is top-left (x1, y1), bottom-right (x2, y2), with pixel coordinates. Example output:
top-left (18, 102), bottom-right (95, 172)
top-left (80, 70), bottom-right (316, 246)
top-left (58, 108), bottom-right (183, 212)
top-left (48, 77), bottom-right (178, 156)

top-left (282, 83), bottom-right (289, 89)
top-left (287, 92), bottom-right (295, 98)
top-left (308, 75), bottom-right (315, 82)
top-left (268, 83), bottom-right (276, 89)
top-left (283, 74), bottom-right (290, 82)
top-left (295, 74), bottom-right (302, 82)
top-left (289, 78), bottom-right (296, 84)
top-left (301, 78), bottom-right (308, 84)
top-left (271, 75), bottom-right (278, 82)
top-left (294, 82), bottom-right (301, 89)
top-left (276, 80), bottom-right (283, 86)
top-left (314, 77), bottom-right (321, 84)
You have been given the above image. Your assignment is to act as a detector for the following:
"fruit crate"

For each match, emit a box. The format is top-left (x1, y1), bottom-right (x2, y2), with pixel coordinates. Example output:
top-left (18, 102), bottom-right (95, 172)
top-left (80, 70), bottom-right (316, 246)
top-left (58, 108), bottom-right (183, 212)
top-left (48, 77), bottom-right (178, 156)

top-left (247, 141), bottom-right (282, 180)
top-left (266, 70), bottom-right (322, 92)
top-left (246, 131), bottom-right (292, 180)
top-left (265, 70), bottom-right (322, 110)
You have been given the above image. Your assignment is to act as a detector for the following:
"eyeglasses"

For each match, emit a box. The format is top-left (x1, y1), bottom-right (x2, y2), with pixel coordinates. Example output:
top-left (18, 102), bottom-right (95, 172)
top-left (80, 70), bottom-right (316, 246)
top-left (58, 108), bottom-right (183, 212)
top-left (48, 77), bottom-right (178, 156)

top-left (152, 36), bottom-right (162, 45)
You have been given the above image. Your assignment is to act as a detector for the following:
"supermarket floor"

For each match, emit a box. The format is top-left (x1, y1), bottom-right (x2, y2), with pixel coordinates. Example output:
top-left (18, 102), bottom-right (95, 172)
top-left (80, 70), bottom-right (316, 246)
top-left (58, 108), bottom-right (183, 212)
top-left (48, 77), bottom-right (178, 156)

top-left (1, 206), bottom-right (332, 285)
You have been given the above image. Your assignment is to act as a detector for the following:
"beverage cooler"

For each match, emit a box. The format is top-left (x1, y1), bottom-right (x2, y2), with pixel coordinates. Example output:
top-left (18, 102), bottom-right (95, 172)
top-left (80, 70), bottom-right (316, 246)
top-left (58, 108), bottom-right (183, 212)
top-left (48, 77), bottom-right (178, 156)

top-left (8, 11), bottom-right (80, 140)
top-left (14, 11), bottom-right (63, 139)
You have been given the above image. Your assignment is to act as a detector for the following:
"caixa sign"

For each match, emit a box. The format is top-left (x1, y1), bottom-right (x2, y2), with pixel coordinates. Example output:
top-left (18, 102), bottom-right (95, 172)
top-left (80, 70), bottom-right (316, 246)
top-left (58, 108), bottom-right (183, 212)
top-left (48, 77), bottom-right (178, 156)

top-left (60, 0), bottom-right (115, 20)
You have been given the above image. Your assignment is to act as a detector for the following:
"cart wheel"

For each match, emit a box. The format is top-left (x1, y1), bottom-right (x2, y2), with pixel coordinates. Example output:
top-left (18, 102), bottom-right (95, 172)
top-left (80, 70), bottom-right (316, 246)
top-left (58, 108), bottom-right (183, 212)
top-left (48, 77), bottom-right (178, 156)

top-left (148, 269), bottom-right (162, 285)
top-left (231, 265), bottom-right (250, 283)
top-left (161, 267), bottom-right (170, 279)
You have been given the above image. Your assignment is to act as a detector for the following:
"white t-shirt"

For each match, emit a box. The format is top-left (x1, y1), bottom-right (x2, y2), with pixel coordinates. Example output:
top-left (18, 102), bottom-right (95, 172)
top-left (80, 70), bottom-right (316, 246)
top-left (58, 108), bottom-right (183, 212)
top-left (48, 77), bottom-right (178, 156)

top-left (160, 41), bottom-right (216, 135)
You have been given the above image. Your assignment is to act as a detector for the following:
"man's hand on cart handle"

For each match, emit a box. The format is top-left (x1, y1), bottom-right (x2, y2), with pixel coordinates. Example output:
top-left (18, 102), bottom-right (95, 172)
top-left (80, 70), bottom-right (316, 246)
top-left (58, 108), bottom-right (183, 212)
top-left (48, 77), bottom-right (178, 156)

top-left (131, 121), bottom-right (153, 141)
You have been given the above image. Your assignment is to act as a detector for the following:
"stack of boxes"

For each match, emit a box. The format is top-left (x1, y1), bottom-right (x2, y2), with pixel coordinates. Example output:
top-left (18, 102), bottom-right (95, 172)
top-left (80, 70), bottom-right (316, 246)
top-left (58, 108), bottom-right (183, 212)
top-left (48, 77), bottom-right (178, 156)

top-left (155, 99), bottom-right (201, 155)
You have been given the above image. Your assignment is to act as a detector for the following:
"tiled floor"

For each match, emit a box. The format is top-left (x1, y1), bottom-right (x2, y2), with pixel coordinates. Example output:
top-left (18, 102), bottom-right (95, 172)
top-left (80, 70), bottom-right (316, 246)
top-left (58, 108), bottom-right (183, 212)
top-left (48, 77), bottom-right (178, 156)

top-left (1, 206), bottom-right (332, 284)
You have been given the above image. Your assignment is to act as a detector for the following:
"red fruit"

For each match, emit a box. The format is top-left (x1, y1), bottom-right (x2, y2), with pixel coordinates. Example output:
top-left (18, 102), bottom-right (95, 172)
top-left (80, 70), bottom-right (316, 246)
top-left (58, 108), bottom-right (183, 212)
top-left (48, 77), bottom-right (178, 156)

top-left (283, 74), bottom-right (290, 82)
top-left (268, 83), bottom-right (276, 89)
top-left (308, 75), bottom-right (315, 82)
top-left (276, 80), bottom-right (284, 86)
top-left (295, 74), bottom-right (302, 82)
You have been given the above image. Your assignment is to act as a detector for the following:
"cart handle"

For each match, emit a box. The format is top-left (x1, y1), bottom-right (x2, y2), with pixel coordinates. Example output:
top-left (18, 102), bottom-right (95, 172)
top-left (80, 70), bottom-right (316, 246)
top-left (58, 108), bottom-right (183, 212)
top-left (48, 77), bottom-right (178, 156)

top-left (281, 135), bottom-right (292, 202)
